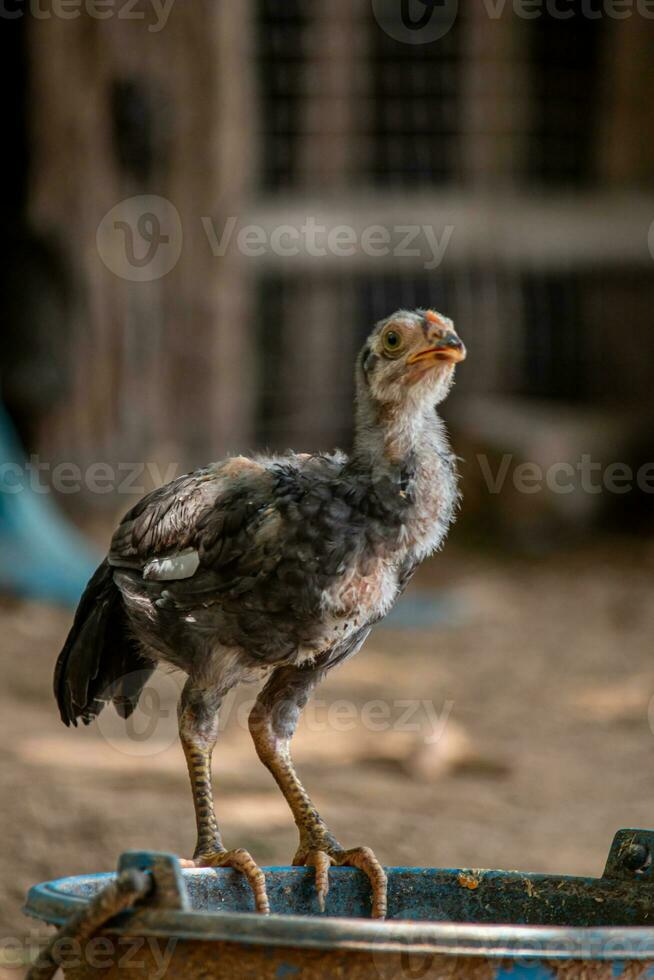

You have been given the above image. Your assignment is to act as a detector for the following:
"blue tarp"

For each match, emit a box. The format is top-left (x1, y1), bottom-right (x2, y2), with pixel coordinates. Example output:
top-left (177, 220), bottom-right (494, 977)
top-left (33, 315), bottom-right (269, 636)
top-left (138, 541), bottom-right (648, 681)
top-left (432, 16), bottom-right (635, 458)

top-left (0, 404), bottom-right (98, 606)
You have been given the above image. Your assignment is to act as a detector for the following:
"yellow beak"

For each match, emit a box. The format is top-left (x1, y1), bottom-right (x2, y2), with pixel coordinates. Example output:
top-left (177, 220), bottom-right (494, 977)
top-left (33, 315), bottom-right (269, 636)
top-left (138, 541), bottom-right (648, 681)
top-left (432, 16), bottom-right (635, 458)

top-left (407, 334), bottom-right (466, 365)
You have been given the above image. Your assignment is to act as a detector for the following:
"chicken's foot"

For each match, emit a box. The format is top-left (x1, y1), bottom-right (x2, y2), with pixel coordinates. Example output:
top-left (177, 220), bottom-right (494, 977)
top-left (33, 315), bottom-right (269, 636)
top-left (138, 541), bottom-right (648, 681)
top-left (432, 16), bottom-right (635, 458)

top-left (179, 680), bottom-right (269, 914)
top-left (249, 664), bottom-right (387, 918)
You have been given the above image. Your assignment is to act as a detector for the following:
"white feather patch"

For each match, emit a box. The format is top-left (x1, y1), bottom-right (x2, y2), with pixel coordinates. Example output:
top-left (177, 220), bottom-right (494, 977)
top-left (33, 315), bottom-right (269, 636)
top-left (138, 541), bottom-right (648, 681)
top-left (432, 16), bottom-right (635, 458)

top-left (143, 548), bottom-right (200, 581)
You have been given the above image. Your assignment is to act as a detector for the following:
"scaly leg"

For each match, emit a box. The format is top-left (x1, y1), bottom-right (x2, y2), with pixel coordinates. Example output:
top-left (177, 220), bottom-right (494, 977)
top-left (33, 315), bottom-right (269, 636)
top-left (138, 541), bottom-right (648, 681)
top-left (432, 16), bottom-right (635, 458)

top-left (249, 665), bottom-right (387, 918)
top-left (178, 680), bottom-right (269, 914)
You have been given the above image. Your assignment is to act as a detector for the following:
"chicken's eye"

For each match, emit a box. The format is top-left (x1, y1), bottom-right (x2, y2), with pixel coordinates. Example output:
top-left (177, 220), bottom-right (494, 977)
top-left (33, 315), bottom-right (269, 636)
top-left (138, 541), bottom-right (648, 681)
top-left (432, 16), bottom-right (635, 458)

top-left (382, 329), bottom-right (403, 356)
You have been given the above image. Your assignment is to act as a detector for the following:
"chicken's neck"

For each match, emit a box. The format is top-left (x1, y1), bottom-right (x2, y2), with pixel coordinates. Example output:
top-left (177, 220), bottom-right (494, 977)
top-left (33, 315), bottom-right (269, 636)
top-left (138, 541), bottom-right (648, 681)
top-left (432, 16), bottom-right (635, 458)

top-left (350, 391), bottom-right (456, 555)
top-left (353, 396), bottom-right (445, 468)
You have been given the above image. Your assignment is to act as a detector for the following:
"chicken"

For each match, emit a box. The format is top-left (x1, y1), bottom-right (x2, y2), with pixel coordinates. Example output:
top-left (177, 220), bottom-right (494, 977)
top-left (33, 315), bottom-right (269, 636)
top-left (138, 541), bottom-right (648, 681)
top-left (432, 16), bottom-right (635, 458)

top-left (54, 308), bottom-right (466, 919)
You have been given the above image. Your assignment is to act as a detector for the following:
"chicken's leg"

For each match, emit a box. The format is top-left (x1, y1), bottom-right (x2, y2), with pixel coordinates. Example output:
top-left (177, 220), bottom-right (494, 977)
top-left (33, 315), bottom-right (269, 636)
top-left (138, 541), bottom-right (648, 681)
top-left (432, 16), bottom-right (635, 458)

top-left (179, 681), bottom-right (269, 913)
top-left (249, 665), bottom-right (387, 918)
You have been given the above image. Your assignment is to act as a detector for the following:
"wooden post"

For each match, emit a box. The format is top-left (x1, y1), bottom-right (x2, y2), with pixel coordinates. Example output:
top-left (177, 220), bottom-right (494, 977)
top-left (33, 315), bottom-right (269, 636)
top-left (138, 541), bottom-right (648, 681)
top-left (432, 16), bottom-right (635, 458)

top-left (27, 0), bottom-right (259, 499)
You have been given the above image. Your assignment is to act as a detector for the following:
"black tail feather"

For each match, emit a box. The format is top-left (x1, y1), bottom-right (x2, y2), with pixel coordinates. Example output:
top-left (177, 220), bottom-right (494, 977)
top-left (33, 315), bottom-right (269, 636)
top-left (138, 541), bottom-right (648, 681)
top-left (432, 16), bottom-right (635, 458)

top-left (54, 559), bottom-right (154, 726)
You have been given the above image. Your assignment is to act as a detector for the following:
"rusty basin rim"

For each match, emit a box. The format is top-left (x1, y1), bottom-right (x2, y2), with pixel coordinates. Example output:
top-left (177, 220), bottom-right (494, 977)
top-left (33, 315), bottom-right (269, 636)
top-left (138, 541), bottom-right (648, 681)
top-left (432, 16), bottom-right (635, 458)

top-left (23, 865), bottom-right (654, 962)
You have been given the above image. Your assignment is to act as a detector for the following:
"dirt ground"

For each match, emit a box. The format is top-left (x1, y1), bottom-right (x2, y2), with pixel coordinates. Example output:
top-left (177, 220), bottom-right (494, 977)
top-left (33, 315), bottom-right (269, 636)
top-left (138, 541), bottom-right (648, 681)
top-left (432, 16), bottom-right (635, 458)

top-left (2, 538), bottom-right (654, 973)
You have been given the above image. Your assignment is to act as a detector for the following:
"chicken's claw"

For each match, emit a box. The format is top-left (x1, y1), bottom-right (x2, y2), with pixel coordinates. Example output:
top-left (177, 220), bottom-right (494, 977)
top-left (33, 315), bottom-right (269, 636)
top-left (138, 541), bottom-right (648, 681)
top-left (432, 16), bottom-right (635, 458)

top-left (181, 848), bottom-right (270, 914)
top-left (294, 843), bottom-right (387, 918)
top-left (303, 849), bottom-right (332, 912)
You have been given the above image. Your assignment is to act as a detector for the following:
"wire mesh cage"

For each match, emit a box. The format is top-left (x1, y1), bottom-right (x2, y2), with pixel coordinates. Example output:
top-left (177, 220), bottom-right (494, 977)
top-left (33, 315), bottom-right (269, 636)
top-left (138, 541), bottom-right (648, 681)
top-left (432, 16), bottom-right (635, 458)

top-left (3, 0), bottom-right (653, 493)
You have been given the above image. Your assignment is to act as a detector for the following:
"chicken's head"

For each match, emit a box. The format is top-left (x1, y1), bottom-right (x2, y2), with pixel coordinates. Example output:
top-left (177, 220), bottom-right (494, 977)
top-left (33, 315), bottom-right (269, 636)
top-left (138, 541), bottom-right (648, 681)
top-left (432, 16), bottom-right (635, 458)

top-left (358, 308), bottom-right (465, 409)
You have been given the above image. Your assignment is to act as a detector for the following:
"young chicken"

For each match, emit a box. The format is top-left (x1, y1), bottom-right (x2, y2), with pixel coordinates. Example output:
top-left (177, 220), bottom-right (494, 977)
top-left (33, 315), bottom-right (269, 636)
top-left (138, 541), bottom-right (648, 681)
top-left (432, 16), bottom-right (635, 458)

top-left (54, 308), bottom-right (466, 918)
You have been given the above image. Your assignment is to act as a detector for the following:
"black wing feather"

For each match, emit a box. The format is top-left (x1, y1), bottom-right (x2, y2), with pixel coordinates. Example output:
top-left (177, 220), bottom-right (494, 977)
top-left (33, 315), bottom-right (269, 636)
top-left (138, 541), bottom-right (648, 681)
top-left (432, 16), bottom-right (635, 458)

top-left (54, 559), bottom-right (154, 725)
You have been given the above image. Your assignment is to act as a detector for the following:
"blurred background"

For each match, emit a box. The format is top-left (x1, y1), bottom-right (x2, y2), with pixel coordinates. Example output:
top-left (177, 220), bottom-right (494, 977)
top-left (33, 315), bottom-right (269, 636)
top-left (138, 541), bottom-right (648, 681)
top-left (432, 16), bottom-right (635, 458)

top-left (1, 0), bottom-right (654, 968)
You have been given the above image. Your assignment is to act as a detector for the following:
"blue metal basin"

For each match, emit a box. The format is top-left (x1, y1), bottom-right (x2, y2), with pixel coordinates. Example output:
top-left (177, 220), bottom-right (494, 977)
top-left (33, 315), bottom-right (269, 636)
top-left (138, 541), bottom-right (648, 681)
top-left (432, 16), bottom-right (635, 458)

top-left (23, 829), bottom-right (654, 979)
